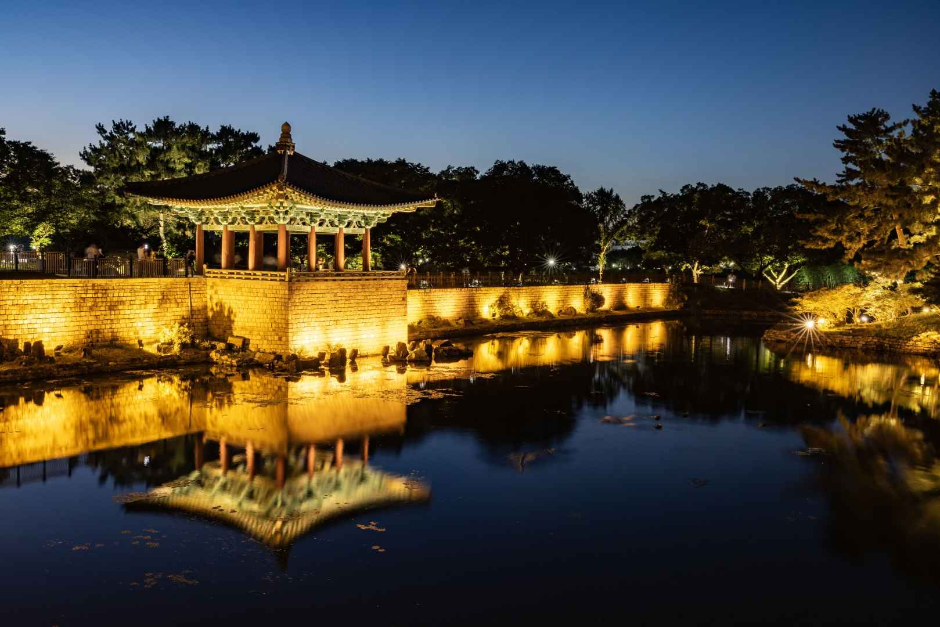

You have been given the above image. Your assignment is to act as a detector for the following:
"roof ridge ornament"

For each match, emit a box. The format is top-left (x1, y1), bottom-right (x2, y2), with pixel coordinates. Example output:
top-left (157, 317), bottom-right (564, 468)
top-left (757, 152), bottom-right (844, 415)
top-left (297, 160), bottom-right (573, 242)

top-left (275, 122), bottom-right (295, 155)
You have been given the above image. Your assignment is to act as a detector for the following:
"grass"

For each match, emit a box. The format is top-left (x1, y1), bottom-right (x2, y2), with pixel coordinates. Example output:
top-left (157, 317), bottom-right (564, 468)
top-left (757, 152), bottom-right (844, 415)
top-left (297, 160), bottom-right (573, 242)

top-left (820, 312), bottom-right (940, 341)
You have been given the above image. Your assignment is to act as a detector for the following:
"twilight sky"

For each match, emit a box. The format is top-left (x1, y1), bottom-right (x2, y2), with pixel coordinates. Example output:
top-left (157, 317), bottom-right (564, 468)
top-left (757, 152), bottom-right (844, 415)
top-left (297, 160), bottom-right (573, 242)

top-left (2, 0), bottom-right (938, 205)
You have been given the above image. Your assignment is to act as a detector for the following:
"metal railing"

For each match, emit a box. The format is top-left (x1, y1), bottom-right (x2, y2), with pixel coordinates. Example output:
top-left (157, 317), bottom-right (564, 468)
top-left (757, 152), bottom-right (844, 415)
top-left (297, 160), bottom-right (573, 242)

top-left (0, 251), bottom-right (195, 278)
top-left (406, 271), bottom-right (670, 289)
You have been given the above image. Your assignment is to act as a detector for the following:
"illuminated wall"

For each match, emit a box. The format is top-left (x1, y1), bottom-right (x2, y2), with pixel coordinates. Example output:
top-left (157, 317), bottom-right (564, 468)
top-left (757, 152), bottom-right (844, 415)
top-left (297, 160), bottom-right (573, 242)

top-left (407, 283), bottom-right (670, 324)
top-left (0, 278), bottom-right (208, 349)
top-left (289, 277), bottom-right (407, 356)
top-left (205, 276), bottom-right (407, 355)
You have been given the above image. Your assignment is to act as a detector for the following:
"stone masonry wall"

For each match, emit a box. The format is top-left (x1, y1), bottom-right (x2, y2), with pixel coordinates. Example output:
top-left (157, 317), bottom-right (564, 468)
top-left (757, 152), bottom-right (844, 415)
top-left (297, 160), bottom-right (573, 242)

top-left (407, 283), bottom-right (670, 324)
top-left (0, 278), bottom-right (207, 349)
top-left (205, 278), bottom-right (289, 353)
top-left (289, 278), bottom-right (407, 356)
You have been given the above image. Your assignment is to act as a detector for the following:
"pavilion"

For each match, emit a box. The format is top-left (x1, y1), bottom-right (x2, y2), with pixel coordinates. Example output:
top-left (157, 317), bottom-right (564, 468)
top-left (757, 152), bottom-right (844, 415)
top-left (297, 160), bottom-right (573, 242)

top-left (125, 123), bottom-right (436, 273)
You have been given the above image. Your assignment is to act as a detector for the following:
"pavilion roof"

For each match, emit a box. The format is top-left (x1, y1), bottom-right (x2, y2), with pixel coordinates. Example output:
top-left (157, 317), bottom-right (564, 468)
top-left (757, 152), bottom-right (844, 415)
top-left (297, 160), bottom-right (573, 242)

top-left (124, 123), bottom-right (436, 211)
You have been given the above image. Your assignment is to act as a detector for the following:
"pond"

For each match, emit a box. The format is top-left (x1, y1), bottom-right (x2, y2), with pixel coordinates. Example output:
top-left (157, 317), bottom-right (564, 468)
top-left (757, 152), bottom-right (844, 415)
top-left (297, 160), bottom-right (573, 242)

top-left (2, 320), bottom-right (940, 625)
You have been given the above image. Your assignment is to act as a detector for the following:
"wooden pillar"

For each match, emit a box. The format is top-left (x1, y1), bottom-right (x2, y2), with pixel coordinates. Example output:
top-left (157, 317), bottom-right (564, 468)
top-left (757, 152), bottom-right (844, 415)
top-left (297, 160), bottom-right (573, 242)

top-left (277, 224), bottom-right (288, 272)
top-left (362, 436), bottom-right (369, 464)
top-left (334, 438), bottom-right (344, 469)
top-left (307, 224), bottom-right (317, 271)
top-left (362, 227), bottom-right (371, 272)
top-left (276, 454), bottom-right (286, 490)
top-left (195, 224), bottom-right (204, 274)
top-left (334, 227), bottom-right (345, 271)
top-left (307, 444), bottom-right (316, 478)
top-left (221, 226), bottom-right (232, 270)
top-left (246, 441), bottom-right (256, 480)
top-left (220, 438), bottom-right (229, 474)
top-left (248, 225), bottom-right (259, 271)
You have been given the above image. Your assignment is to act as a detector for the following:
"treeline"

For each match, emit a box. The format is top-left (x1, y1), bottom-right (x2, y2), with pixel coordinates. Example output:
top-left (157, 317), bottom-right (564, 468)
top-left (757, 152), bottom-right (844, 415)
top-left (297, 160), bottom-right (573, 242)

top-left (3, 87), bottom-right (937, 284)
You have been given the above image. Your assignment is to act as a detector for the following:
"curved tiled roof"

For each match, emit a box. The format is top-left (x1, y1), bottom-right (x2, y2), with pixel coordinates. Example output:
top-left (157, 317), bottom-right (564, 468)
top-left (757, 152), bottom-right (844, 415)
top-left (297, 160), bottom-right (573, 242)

top-left (124, 151), bottom-right (434, 208)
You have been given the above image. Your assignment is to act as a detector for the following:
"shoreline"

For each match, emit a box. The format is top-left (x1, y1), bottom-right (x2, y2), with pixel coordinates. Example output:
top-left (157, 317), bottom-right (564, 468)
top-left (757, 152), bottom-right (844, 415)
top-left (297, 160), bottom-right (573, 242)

top-left (408, 307), bottom-right (685, 341)
top-left (762, 323), bottom-right (940, 356)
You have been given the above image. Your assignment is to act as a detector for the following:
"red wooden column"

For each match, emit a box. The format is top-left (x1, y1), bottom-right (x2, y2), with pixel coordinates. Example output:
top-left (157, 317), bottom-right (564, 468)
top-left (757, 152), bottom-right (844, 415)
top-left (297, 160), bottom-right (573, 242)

top-left (277, 224), bottom-right (289, 271)
top-left (220, 438), bottom-right (229, 474)
top-left (276, 454), bottom-right (286, 490)
top-left (307, 444), bottom-right (316, 478)
top-left (195, 223), bottom-right (204, 274)
top-left (246, 441), bottom-right (256, 480)
top-left (248, 225), bottom-right (259, 271)
top-left (334, 227), bottom-right (345, 271)
top-left (362, 228), bottom-right (371, 272)
top-left (307, 224), bottom-right (317, 271)
top-left (221, 226), bottom-right (233, 270)
top-left (334, 439), bottom-right (344, 469)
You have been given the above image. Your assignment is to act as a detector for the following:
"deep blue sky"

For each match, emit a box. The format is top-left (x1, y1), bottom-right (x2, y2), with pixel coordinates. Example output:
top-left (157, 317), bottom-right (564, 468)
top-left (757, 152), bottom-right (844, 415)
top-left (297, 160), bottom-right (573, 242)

top-left (2, 0), bottom-right (938, 204)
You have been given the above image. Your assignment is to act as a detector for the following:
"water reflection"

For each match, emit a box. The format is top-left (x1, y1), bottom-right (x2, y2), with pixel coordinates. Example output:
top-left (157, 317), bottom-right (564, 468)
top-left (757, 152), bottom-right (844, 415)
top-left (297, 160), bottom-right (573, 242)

top-left (802, 414), bottom-right (940, 582)
top-left (6, 321), bottom-right (940, 587)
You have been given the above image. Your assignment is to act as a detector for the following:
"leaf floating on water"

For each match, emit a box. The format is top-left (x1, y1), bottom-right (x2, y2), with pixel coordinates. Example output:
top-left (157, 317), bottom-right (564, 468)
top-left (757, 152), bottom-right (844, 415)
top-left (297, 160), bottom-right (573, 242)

top-left (120, 530), bottom-right (132, 535)
top-left (143, 528), bottom-right (158, 533)
top-left (794, 447), bottom-right (827, 457)
top-left (688, 478), bottom-right (708, 488)
top-left (71, 544), bottom-right (90, 551)
top-left (168, 574), bottom-right (198, 586)
top-left (357, 522), bottom-right (386, 532)
top-left (146, 542), bottom-right (160, 548)
top-left (371, 545), bottom-right (386, 553)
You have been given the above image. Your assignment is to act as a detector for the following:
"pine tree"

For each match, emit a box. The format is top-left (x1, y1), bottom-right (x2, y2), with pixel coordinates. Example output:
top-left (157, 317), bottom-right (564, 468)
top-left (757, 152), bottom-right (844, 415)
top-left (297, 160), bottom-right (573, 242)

top-left (798, 90), bottom-right (940, 278)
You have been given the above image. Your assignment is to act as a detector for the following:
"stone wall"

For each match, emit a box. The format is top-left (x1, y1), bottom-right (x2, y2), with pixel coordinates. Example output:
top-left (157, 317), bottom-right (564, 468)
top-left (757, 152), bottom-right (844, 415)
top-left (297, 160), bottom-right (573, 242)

top-left (0, 278), bottom-right (207, 349)
top-left (289, 277), bottom-right (407, 356)
top-left (205, 278), bottom-right (289, 353)
top-left (407, 283), bottom-right (670, 324)
top-left (204, 276), bottom-right (407, 355)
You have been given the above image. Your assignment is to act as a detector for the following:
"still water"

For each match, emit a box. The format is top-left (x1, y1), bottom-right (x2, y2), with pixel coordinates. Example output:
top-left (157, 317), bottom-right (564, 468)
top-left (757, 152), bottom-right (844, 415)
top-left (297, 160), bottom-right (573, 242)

top-left (3, 320), bottom-right (940, 625)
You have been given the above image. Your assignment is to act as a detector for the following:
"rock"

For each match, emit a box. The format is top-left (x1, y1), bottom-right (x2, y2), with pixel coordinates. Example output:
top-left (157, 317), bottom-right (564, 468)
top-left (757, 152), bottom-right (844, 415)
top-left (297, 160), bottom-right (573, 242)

top-left (287, 353), bottom-right (299, 362)
top-left (23, 341), bottom-right (32, 356)
top-left (653, 423), bottom-right (663, 430)
top-left (652, 415), bottom-right (661, 421)
top-left (317, 351), bottom-right (327, 362)
top-left (81, 347), bottom-right (93, 359)
top-left (31, 341), bottom-right (45, 359)
top-left (407, 349), bottom-right (431, 362)
top-left (438, 340), bottom-right (453, 348)
top-left (349, 348), bottom-right (359, 362)
top-left (297, 357), bottom-right (321, 370)
top-left (53, 345), bottom-right (63, 354)
top-left (226, 336), bottom-right (248, 351)
top-left (557, 306), bottom-right (578, 317)
top-left (381, 345), bottom-right (390, 357)
top-left (328, 348), bottom-right (347, 368)
top-left (433, 344), bottom-right (474, 362)
top-left (408, 341), bottom-right (419, 352)
top-left (255, 352), bottom-right (277, 366)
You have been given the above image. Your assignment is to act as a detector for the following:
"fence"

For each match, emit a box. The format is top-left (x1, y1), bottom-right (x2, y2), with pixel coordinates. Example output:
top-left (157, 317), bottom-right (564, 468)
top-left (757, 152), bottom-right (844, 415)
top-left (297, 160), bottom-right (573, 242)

top-left (0, 251), bottom-right (193, 278)
top-left (406, 271), bottom-right (670, 289)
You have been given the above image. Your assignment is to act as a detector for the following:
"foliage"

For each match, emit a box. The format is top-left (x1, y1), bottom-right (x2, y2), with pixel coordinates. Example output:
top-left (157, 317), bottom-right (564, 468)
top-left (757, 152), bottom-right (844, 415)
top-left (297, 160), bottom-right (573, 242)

top-left (584, 187), bottom-right (632, 281)
top-left (794, 263), bottom-right (863, 291)
top-left (582, 285), bottom-right (605, 313)
top-left (633, 183), bottom-right (748, 282)
top-left (491, 292), bottom-right (523, 319)
top-left (156, 322), bottom-right (194, 353)
top-left (794, 279), bottom-right (926, 325)
top-left (0, 128), bottom-right (95, 250)
top-left (527, 300), bottom-right (553, 318)
top-left (797, 89), bottom-right (940, 278)
top-left (80, 117), bottom-right (263, 255)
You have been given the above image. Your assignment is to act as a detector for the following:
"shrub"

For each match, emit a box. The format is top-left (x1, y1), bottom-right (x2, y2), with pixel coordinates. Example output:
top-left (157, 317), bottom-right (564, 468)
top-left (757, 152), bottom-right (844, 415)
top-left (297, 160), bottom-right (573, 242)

top-left (794, 279), bottom-right (926, 325)
top-left (527, 300), bottom-right (554, 318)
top-left (491, 292), bottom-right (523, 319)
top-left (157, 322), bottom-right (194, 354)
top-left (582, 286), bottom-right (605, 313)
